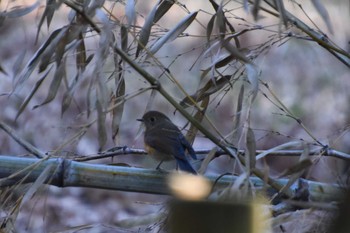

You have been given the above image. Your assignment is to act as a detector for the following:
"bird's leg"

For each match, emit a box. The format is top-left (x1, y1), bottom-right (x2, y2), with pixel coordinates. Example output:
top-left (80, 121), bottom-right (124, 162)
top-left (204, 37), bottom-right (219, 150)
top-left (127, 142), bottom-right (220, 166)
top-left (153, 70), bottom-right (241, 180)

top-left (156, 160), bottom-right (164, 170)
top-left (155, 161), bottom-right (168, 173)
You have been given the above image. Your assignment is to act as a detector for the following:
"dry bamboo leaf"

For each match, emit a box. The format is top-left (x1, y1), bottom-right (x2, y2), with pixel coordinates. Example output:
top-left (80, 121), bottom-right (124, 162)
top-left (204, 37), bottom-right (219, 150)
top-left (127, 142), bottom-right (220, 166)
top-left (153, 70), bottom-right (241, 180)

top-left (16, 69), bottom-right (51, 120)
top-left (125, 0), bottom-right (136, 27)
top-left (216, 4), bottom-right (226, 38)
top-left (280, 156), bottom-right (312, 177)
top-left (38, 27), bottom-right (68, 72)
top-left (180, 75), bottom-right (231, 108)
top-left (112, 78), bottom-right (125, 143)
top-left (0, 63), bottom-right (7, 75)
top-left (61, 74), bottom-right (79, 116)
top-left (275, 0), bottom-right (288, 27)
top-left (121, 25), bottom-right (128, 52)
top-left (96, 92), bottom-right (107, 151)
top-left (277, 147), bottom-right (312, 198)
top-left (76, 33), bottom-right (87, 72)
top-left (186, 95), bottom-right (209, 144)
top-left (16, 27), bottom-right (65, 89)
top-left (311, 0), bottom-right (333, 34)
top-left (208, 0), bottom-right (219, 11)
top-left (231, 83), bottom-right (244, 145)
top-left (252, 0), bottom-right (262, 21)
top-left (33, 62), bottom-right (65, 109)
top-left (21, 161), bottom-right (56, 204)
top-left (256, 141), bottom-right (303, 160)
top-left (198, 147), bottom-right (217, 174)
top-left (245, 126), bottom-right (256, 173)
top-left (12, 51), bottom-right (26, 78)
top-left (153, 0), bottom-right (175, 23)
top-left (135, 0), bottom-right (159, 57)
top-left (222, 39), bottom-right (250, 63)
top-left (5, 1), bottom-right (39, 18)
top-left (36, 0), bottom-right (62, 42)
top-left (245, 63), bottom-right (258, 102)
top-left (206, 14), bottom-right (216, 41)
top-left (148, 11), bottom-right (198, 55)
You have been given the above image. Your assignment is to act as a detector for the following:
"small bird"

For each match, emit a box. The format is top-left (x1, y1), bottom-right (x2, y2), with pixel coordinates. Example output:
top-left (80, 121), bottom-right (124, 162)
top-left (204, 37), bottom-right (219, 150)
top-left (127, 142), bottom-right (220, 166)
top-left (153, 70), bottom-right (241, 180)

top-left (137, 111), bottom-right (197, 174)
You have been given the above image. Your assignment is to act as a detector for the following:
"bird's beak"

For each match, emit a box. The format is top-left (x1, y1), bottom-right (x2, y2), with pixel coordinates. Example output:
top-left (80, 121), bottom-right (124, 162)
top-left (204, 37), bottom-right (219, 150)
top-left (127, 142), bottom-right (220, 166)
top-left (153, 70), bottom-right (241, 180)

top-left (137, 118), bottom-right (144, 122)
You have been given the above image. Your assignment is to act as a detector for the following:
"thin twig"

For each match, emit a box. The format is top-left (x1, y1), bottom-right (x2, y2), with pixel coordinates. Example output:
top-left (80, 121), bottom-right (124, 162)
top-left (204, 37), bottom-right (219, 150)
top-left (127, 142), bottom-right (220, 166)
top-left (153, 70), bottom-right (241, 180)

top-left (0, 121), bottom-right (46, 158)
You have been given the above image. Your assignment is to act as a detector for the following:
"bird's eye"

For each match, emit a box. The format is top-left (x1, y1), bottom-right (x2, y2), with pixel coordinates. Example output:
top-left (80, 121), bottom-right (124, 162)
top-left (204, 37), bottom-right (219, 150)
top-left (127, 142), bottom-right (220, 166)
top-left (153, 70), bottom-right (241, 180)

top-left (150, 117), bottom-right (156, 122)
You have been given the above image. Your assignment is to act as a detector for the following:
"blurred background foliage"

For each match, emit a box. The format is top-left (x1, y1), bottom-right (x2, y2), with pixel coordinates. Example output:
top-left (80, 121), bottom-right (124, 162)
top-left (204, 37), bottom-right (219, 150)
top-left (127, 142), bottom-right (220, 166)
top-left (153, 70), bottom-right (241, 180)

top-left (0, 0), bottom-right (349, 232)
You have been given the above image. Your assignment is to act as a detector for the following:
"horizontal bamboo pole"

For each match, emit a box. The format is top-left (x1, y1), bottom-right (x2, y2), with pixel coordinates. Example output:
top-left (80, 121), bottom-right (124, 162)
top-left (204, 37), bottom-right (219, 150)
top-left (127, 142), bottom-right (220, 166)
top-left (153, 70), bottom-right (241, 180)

top-left (0, 155), bottom-right (344, 202)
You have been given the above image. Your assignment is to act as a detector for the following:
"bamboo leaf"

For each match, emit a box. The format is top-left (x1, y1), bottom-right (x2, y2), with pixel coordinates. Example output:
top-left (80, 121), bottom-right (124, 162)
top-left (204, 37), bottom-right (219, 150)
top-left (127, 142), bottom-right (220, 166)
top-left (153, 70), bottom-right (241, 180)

top-left (180, 75), bottom-right (231, 108)
top-left (154, 0), bottom-right (175, 23)
top-left (216, 4), bottom-right (226, 38)
top-left (186, 96), bottom-right (209, 145)
top-left (5, 1), bottom-right (39, 18)
top-left (112, 76), bottom-right (125, 143)
top-left (135, 0), bottom-right (159, 57)
top-left (12, 50), bottom-right (26, 78)
top-left (16, 27), bottom-right (65, 89)
top-left (245, 127), bottom-right (256, 173)
top-left (275, 0), bottom-right (288, 27)
top-left (121, 25), bottom-right (128, 52)
top-left (231, 83), bottom-right (244, 145)
top-left (0, 63), bottom-right (7, 75)
top-left (16, 69), bottom-right (51, 120)
top-left (206, 14), bottom-right (216, 41)
top-left (252, 0), bottom-right (262, 21)
top-left (96, 94), bottom-right (107, 151)
top-left (245, 63), bottom-right (258, 102)
top-left (76, 33), bottom-right (87, 72)
top-left (61, 74), bottom-right (79, 116)
top-left (36, 0), bottom-right (62, 42)
top-left (222, 39), bottom-right (250, 63)
top-left (148, 11), bottom-right (198, 55)
top-left (125, 0), bottom-right (136, 27)
top-left (311, 0), bottom-right (333, 34)
top-left (198, 147), bottom-right (218, 174)
top-left (33, 62), bottom-right (65, 109)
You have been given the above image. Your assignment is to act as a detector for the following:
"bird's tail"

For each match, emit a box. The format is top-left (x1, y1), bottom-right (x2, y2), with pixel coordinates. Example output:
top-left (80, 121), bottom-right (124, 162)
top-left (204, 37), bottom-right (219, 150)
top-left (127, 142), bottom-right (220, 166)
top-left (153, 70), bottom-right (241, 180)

top-left (176, 158), bottom-right (197, 174)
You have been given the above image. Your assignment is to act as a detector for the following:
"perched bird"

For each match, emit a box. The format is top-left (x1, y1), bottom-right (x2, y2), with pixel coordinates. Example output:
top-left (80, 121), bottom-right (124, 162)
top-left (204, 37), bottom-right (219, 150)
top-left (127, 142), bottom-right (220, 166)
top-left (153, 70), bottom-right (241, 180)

top-left (137, 111), bottom-right (197, 174)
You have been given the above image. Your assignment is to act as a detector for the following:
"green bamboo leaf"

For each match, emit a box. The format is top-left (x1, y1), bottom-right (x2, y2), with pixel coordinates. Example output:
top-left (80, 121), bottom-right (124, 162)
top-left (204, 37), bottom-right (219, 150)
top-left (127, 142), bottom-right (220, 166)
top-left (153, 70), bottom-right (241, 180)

top-left (148, 11), bottom-right (198, 55)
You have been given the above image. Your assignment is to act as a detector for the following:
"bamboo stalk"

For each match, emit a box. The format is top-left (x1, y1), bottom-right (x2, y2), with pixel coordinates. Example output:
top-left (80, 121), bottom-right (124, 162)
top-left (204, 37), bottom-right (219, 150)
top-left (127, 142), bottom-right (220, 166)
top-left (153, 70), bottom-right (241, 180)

top-left (0, 155), bottom-right (344, 202)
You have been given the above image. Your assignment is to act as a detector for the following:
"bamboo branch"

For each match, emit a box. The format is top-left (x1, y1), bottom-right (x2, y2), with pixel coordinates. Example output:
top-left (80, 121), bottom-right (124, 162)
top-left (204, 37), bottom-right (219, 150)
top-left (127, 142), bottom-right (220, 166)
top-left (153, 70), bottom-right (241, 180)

top-left (0, 155), bottom-right (344, 202)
